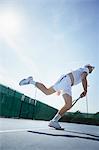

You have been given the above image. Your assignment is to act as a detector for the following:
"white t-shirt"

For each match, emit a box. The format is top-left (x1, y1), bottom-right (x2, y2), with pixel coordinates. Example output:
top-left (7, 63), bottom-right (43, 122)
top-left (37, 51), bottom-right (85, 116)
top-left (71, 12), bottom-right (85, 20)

top-left (72, 67), bottom-right (89, 85)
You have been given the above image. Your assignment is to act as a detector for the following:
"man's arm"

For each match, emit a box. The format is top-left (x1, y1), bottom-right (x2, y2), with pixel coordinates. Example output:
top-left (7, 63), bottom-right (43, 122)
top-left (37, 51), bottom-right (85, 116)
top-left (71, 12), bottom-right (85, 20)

top-left (80, 72), bottom-right (88, 98)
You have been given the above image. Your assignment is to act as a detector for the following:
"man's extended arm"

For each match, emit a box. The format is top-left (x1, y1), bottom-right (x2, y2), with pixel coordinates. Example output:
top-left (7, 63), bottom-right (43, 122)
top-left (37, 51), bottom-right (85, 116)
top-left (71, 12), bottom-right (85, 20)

top-left (80, 72), bottom-right (88, 98)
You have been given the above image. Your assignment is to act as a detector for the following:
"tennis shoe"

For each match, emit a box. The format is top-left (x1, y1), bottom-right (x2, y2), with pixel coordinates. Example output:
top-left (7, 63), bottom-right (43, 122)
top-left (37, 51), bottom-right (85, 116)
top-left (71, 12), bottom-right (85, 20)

top-left (48, 120), bottom-right (61, 129)
top-left (19, 76), bottom-right (33, 86)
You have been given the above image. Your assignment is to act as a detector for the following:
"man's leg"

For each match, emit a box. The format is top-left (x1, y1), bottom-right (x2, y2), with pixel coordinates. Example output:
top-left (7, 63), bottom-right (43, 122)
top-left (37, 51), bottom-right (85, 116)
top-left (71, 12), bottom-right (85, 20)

top-left (52, 93), bottom-right (72, 121)
top-left (59, 94), bottom-right (72, 116)
top-left (49, 94), bottom-right (72, 128)
top-left (35, 82), bottom-right (56, 95)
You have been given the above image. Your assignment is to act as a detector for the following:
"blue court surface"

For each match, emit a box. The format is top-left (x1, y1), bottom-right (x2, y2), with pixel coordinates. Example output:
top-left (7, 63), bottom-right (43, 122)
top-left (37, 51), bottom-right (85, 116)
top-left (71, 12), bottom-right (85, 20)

top-left (0, 118), bottom-right (99, 150)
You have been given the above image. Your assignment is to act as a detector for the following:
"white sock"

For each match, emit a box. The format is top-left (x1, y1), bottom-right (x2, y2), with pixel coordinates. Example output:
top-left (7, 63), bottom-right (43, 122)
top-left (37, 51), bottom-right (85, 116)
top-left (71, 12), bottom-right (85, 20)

top-left (52, 113), bottom-right (61, 122)
top-left (30, 80), bottom-right (36, 86)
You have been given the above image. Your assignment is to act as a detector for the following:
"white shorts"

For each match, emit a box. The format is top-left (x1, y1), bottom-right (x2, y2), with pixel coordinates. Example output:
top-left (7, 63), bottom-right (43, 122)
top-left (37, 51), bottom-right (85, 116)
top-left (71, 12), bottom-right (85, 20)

top-left (53, 75), bottom-right (72, 96)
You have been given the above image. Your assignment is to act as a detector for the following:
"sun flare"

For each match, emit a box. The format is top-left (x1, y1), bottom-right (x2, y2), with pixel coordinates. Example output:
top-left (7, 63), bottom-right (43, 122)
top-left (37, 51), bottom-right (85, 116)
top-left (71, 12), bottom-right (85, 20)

top-left (0, 11), bottom-right (20, 36)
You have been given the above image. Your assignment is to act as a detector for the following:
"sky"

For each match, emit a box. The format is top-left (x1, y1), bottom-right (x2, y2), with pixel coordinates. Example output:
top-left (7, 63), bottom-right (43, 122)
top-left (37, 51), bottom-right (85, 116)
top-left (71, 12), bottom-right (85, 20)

top-left (0, 0), bottom-right (99, 113)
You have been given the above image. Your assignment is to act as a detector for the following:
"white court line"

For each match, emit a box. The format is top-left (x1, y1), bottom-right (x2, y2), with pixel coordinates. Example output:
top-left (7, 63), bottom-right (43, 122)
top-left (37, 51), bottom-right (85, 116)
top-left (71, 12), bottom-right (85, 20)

top-left (0, 128), bottom-right (48, 133)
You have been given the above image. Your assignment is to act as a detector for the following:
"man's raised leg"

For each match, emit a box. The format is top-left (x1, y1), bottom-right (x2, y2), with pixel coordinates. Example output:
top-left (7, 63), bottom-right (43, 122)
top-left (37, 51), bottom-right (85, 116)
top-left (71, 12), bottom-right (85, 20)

top-left (19, 76), bottom-right (56, 95)
top-left (35, 82), bottom-right (56, 95)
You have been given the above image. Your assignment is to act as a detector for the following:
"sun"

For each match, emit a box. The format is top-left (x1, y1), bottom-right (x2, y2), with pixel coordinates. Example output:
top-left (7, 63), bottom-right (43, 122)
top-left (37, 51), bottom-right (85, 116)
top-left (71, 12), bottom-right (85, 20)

top-left (0, 11), bottom-right (20, 36)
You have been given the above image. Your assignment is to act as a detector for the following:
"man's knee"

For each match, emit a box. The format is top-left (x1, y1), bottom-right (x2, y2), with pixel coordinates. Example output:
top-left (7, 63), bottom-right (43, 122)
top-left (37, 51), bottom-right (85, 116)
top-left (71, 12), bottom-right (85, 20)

top-left (62, 93), bottom-right (72, 110)
top-left (45, 90), bottom-right (50, 95)
top-left (64, 102), bottom-right (72, 111)
top-left (44, 89), bottom-right (53, 95)
top-left (46, 87), bottom-right (56, 95)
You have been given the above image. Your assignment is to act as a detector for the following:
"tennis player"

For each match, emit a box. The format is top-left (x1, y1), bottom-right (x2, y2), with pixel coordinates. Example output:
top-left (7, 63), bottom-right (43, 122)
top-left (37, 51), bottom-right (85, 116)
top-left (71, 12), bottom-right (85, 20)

top-left (19, 64), bottom-right (95, 129)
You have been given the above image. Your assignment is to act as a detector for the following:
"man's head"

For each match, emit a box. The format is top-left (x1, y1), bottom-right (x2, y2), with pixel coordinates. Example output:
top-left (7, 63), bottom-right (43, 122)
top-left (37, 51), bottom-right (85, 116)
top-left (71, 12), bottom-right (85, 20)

top-left (85, 64), bottom-right (95, 73)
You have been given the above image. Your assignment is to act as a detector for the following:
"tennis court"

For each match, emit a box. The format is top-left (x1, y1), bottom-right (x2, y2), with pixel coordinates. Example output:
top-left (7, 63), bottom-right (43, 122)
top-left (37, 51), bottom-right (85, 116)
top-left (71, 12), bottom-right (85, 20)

top-left (0, 118), bottom-right (99, 150)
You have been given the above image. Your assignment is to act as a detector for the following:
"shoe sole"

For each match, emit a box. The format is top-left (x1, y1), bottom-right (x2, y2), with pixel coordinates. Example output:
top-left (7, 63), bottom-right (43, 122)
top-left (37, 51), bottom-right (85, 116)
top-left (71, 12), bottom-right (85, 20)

top-left (48, 125), bottom-right (64, 130)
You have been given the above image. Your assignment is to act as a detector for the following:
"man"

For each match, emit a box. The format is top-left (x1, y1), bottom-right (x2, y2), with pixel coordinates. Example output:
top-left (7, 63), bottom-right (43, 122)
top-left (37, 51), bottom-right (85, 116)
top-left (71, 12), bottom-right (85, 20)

top-left (19, 64), bottom-right (95, 129)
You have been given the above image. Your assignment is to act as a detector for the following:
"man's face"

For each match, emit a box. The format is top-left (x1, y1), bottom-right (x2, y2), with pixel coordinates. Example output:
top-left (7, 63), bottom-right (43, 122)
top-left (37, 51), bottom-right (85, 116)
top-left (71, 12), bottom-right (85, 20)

top-left (88, 66), bottom-right (95, 73)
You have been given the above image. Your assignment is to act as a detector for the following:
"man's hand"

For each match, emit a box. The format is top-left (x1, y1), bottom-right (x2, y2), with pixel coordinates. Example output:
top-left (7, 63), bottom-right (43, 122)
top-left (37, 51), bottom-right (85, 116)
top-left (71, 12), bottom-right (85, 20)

top-left (80, 91), bottom-right (87, 98)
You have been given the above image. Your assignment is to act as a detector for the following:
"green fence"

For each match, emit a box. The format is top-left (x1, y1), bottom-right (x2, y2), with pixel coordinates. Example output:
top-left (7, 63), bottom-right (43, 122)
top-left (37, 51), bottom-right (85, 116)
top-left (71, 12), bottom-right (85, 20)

top-left (0, 84), bottom-right (57, 120)
top-left (0, 84), bottom-right (22, 118)
top-left (34, 101), bottom-right (57, 120)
